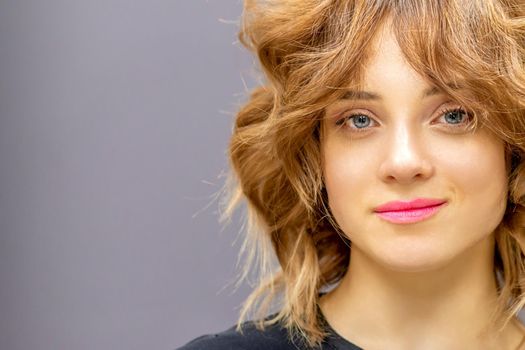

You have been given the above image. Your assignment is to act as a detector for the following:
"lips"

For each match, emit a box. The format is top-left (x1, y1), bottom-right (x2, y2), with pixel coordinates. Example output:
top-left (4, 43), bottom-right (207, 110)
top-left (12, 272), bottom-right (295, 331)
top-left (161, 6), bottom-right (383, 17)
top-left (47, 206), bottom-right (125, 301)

top-left (373, 198), bottom-right (448, 224)
top-left (374, 198), bottom-right (447, 213)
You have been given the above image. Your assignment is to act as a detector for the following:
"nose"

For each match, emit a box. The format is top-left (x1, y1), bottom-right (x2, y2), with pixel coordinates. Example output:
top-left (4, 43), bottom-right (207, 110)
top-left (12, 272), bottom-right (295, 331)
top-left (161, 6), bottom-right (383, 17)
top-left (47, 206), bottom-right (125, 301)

top-left (378, 125), bottom-right (434, 184)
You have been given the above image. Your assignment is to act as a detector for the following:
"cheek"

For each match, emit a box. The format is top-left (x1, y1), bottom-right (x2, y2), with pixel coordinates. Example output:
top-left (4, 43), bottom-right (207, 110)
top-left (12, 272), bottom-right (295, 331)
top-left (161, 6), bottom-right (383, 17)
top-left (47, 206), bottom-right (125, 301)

top-left (324, 151), bottom-right (365, 189)
top-left (442, 131), bottom-right (507, 197)
top-left (444, 134), bottom-right (508, 230)
top-left (322, 141), bottom-right (374, 223)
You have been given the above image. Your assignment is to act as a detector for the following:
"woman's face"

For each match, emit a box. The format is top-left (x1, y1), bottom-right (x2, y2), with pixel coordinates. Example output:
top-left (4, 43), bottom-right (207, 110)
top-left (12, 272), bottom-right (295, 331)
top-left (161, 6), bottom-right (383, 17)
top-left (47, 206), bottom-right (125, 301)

top-left (321, 27), bottom-right (508, 272)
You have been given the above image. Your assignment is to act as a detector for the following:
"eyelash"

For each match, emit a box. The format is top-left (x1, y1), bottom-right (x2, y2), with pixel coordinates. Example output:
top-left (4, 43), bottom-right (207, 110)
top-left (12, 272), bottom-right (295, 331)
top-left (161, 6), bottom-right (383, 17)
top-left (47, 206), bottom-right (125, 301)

top-left (335, 107), bottom-right (474, 134)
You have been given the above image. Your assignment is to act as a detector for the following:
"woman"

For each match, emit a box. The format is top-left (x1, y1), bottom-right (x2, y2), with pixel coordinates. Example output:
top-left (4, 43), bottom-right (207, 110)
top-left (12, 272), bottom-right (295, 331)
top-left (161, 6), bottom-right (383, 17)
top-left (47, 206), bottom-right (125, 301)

top-left (179, 0), bottom-right (525, 349)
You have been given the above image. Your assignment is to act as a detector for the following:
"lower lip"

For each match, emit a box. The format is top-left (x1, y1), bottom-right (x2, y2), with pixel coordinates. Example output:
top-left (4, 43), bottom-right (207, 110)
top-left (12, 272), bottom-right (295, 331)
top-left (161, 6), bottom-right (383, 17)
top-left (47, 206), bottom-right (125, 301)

top-left (374, 203), bottom-right (447, 224)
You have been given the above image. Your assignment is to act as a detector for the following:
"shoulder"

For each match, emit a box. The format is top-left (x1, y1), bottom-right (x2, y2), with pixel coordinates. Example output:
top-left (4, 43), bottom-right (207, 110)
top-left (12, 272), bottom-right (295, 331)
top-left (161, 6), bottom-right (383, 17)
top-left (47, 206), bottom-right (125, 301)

top-left (176, 317), bottom-right (305, 350)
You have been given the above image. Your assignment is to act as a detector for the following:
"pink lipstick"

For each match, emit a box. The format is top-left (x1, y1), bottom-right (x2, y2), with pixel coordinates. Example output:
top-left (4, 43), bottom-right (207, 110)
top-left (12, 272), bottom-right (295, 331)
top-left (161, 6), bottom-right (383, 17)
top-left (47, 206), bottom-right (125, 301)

top-left (373, 198), bottom-right (447, 224)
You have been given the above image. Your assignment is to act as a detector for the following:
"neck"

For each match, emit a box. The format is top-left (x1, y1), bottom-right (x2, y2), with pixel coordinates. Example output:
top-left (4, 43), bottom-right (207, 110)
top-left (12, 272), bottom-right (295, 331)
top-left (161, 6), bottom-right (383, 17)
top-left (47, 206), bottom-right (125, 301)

top-left (319, 233), bottom-right (519, 349)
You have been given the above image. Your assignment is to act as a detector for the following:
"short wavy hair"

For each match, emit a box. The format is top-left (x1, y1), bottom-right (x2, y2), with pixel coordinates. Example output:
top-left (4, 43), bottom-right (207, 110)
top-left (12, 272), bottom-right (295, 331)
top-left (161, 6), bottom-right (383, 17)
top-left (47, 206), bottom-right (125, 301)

top-left (220, 0), bottom-right (525, 347)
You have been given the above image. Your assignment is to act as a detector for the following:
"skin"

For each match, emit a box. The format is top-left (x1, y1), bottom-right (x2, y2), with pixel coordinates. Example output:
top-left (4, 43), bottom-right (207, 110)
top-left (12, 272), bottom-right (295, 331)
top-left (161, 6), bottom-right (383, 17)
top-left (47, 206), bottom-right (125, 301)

top-left (318, 23), bottom-right (525, 350)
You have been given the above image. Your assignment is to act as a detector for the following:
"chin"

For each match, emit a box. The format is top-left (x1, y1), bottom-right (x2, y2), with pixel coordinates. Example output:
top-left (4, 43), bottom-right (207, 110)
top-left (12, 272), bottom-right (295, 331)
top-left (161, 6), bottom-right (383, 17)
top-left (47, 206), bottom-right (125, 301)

top-left (366, 241), bottom-right (459, 273)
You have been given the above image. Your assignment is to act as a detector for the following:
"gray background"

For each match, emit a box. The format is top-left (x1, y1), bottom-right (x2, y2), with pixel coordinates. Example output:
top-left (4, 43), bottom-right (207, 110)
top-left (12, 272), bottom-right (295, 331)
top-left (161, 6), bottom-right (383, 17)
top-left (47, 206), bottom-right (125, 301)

top-left (0, 1), bottom-right (255, 349)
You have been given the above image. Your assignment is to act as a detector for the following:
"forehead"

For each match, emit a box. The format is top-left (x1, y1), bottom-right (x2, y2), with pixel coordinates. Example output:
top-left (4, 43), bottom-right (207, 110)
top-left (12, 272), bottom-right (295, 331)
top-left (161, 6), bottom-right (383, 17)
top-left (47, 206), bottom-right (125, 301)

top-left (340, 22), bottom-right (442, 101)
top-left (364, 26), bottom-right (426, 85)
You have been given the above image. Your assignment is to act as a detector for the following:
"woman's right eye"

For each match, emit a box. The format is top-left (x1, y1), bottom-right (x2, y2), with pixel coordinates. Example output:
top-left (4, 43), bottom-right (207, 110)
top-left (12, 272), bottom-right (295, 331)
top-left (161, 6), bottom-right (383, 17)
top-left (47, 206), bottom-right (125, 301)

top-left (335, 113), bottom-right (377, 133)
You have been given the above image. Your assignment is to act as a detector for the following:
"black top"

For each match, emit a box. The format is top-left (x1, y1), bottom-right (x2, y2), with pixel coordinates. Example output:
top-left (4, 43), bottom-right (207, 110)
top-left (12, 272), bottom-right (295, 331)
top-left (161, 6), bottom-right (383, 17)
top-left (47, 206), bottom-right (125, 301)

top-left (176, 307), bottom-right (363, 350)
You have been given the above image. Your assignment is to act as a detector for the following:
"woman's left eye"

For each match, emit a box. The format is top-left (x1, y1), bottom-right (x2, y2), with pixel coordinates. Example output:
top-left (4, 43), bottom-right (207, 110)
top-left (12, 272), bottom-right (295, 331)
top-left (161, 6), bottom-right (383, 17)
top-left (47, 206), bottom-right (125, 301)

top-left (436, 107), bottom-right (472, 127)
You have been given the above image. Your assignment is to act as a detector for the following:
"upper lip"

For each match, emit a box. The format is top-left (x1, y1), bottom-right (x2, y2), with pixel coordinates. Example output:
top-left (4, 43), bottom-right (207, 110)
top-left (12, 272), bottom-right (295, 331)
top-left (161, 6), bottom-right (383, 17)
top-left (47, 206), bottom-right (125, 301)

top-left (374, 198), bottom-right (447, 212)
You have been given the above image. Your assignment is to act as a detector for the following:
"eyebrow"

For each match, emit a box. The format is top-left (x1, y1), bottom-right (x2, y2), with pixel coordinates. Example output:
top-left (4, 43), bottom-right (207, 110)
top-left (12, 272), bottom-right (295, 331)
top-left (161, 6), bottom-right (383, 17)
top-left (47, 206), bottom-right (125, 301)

top-left (340, 83), bottom-right (461, 101)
